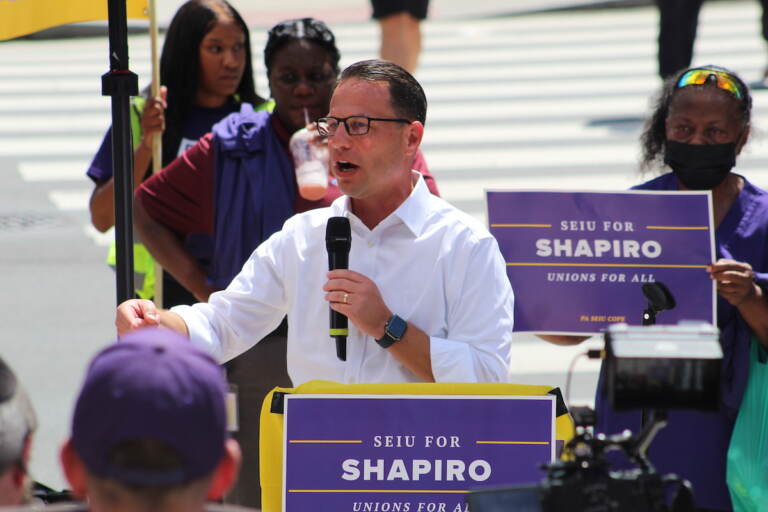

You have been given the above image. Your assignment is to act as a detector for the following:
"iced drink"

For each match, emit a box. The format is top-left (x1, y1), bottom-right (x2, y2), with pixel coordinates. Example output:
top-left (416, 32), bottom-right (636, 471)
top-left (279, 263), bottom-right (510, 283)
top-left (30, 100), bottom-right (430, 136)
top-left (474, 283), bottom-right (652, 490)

top-left (290, 109), bottom-right (328, 201)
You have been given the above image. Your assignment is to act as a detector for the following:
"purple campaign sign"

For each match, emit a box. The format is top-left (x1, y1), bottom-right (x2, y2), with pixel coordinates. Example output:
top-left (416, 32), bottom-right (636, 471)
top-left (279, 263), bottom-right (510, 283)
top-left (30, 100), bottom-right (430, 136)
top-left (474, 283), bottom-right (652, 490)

top-left (487, 190), bottom-right (715, 333)
top-left (283, 395), bottom-right (555, 512)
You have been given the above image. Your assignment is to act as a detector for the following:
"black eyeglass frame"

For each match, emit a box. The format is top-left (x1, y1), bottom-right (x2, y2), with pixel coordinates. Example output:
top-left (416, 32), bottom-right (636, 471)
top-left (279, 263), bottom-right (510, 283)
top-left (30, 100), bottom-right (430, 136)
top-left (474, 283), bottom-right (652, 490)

top-left (316, 115), bottom-right (412, 136)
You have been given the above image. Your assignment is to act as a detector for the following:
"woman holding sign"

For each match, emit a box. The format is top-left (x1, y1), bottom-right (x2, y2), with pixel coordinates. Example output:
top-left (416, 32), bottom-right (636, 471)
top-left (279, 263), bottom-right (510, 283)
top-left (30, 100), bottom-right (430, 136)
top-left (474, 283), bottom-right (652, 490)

top-left (632, 65), bottom-right (768, 512)
top-left (545, 66), bottom-right (768, 511)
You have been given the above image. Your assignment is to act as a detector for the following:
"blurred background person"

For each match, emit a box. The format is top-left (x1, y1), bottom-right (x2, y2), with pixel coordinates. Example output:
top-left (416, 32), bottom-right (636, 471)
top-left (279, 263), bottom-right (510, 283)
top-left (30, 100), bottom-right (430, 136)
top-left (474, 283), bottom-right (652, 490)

top-left (86, 0), bottom-right (269, 305)
top-left (59, 328), bottom-right (242, 512)
top-left (0, 357), bottom-right (37, 507)
top-left (656, 0), bottom-right (768, 84)
top-left (372, 0), bottom-right (429, 74)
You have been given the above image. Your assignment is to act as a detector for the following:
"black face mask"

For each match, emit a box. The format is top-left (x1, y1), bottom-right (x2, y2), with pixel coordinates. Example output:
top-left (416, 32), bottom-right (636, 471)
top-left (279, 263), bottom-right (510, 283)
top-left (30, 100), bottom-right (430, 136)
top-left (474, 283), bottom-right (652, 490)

top-left (663, 140), bottom-right (736, 190)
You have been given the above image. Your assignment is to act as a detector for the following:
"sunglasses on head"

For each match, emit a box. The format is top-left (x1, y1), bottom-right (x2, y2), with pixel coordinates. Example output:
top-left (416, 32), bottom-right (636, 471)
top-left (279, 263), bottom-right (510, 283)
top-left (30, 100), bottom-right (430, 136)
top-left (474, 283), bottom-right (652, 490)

top-left (675, 68), bottom-right (744, 99)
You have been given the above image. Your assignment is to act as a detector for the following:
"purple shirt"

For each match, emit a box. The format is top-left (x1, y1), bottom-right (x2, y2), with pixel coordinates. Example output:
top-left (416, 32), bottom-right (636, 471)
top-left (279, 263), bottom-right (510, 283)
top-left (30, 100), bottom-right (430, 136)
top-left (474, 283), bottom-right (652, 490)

top-left (595, 172), bottom-right (768, 510)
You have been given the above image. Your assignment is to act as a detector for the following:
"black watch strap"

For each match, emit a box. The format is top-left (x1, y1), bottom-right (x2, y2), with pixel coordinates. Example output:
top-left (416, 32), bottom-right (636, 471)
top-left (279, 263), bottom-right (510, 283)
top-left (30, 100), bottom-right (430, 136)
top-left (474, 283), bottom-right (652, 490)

top-left (376, 315), bottom-right (407, 349)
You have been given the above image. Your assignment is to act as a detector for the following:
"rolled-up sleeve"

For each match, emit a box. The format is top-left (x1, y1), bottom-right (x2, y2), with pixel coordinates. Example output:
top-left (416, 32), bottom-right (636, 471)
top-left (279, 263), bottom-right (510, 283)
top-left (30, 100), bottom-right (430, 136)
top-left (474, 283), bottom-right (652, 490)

top-left (428, 235), bottom-right (514, 382)
top-left (172, 304), bottom-right (223, 359)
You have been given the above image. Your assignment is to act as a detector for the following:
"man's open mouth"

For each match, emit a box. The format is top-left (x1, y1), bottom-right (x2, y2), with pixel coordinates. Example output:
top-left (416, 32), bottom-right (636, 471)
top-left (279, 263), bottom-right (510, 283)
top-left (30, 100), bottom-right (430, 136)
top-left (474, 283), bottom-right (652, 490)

top-left (336, 161), bottom-right (359, 172)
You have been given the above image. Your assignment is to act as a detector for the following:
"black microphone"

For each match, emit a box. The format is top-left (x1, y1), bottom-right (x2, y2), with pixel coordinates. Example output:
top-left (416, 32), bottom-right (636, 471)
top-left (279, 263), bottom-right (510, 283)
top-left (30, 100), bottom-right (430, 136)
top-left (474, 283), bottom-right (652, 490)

top-left (326, 217), bottom-right (351, 361)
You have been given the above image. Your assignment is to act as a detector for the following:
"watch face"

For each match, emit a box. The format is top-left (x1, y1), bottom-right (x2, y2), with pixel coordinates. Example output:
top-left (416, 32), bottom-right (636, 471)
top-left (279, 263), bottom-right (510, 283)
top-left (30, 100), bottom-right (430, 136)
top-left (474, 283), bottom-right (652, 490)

top-left (388, 315), bottom-right (407, 340)
top-left (377, 315), bottom-right (407, 348)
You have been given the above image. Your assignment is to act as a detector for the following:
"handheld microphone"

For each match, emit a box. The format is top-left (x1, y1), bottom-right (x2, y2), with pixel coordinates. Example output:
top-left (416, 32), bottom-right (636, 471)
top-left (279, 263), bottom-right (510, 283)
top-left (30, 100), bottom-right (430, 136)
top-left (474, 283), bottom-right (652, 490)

top-left (326, 217), bottom-right (351, 361)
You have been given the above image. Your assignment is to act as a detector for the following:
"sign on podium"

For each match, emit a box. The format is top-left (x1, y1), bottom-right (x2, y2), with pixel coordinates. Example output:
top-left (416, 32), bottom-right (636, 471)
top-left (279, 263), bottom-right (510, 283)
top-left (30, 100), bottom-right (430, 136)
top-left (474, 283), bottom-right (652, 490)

top-left (259, 381), bottom-right (574, 512)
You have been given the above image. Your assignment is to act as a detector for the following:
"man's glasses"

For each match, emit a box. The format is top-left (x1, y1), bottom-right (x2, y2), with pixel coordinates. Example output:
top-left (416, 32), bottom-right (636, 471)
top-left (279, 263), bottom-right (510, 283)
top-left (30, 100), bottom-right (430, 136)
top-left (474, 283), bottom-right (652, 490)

top-left (316, 116), bottom-right (411, 136)
top-left (676, 68), bottom-right (744, 99)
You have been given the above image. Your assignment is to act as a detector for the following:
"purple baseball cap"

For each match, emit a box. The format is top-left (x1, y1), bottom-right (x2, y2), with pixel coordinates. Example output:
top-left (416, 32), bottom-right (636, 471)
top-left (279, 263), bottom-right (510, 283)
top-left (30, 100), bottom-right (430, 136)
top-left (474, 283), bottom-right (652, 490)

top-left (71, 328), bottom-right (227, 485)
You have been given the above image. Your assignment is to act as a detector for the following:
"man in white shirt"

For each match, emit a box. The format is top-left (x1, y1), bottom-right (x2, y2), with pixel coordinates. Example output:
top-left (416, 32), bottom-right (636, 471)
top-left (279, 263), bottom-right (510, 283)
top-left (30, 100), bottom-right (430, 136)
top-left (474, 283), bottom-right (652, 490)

top-left (116, 59), bottom-right (514, 384)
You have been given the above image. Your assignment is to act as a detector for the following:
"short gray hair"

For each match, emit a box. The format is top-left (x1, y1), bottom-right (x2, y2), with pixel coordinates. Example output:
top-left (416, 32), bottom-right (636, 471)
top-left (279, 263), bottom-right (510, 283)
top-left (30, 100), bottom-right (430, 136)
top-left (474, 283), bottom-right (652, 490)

top-left (0, 358), bottom-right (37, 473)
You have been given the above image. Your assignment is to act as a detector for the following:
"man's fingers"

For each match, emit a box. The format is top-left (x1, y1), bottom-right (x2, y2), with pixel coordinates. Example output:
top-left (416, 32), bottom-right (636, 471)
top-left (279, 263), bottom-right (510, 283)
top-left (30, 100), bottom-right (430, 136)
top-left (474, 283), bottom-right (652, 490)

top-left (709, 260), bottom-right (752, 273)
top-left (143, 310), bottom-right (160, 323)
top-left (130, 317), bottom-right (156, 330)
top-left (323, 276), bottom-right (366, 293)
top-left (135, 299), bottom-right (158, 317)
top-left (327, 269), bottom-right (366, 282)
top-left (325, 291), bottom-right (347, 303)
top-left (323, 279), bottom-right (351, 292)
top-left (116, 300), bottom-right (158, 335)
top-left (711, 269), bottom-right (753, 282)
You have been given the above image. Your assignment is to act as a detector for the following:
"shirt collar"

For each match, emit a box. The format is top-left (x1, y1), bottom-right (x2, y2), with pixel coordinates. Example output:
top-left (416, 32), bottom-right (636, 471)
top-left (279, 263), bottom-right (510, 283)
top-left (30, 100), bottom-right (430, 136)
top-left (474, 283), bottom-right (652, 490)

top-left (331, 171), bottom-right (431, 237)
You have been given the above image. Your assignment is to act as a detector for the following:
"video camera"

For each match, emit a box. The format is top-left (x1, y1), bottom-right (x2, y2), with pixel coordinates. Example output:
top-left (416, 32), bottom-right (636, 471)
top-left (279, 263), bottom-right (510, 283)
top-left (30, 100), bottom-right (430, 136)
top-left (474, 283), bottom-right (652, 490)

top-left (467, 321), bottom-right (723, 512)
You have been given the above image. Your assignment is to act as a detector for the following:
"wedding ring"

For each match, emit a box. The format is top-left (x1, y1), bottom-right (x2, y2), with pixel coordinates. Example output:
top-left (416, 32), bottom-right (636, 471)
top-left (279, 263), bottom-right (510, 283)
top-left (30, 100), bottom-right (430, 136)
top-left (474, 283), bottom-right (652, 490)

top-left (343, 293), bottom-right (349, 304)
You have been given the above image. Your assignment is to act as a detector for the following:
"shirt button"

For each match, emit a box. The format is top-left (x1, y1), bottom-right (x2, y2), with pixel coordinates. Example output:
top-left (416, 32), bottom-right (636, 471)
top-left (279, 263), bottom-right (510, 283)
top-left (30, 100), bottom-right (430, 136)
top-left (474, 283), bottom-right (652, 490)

top-left (368, 241), bottom-right (374, 247)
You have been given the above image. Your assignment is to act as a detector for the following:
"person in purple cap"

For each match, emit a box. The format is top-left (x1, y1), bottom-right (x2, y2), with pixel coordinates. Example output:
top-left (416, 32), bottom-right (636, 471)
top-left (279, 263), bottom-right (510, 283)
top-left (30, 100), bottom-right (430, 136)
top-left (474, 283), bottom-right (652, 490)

top-left (59, 328), bottom-right (242, 512)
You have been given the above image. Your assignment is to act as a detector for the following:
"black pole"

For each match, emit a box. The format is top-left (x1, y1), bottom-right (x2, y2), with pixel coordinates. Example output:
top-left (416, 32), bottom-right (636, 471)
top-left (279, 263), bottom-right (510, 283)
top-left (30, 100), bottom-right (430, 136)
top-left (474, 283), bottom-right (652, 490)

top-left (102, 0), bottom-right (138, 304)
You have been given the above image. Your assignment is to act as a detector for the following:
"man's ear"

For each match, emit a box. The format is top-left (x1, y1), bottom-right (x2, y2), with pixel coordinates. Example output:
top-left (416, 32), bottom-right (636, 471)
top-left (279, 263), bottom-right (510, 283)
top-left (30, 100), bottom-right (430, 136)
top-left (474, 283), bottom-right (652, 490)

top-left (403, 121), bottom-right (424, 157)
top-left (60, 440), bottom-right (88, 499)
top-left (20, 435), bottom-right (33, 466)
top-left (207, 439), bottom-right (242, 500)
top-left (11, 436), bottom-right (34, 488)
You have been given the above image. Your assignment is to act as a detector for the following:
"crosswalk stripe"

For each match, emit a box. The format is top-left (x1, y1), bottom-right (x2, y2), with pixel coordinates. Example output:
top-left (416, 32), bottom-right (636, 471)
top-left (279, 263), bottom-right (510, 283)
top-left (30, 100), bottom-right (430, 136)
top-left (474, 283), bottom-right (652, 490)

top-left (83, 224), bottom-right (114, 247)
top-left (423, 78), bottom-right (661, 101)
top-left (19, 160), bottom-right (90, 182)
top-left (509, 336), bottom-right (603, 375)
top-left (0, 79), bottom-right (105, 94)
top-left (421, 123), bottom-right (627, 145)
top-left (0, 114), bottom-right (107, 134)
top-left (0, 95), bottom-right (111, 111)
top-left (0, 63), bottom-right (152, 78)
top-left (0, 137), bottom-right (104, 157)
top-left (428, 143), bottom-right (640, 169)
top-left (48, 189), bottom-right (90, 211)
top-left (438, 175), bottom-right (639, 201)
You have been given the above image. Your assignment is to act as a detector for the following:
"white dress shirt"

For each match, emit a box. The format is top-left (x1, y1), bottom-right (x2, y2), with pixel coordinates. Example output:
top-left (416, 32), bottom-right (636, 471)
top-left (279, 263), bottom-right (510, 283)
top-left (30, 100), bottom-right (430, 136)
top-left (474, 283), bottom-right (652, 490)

top-left (173, 173), bottom-right (514, 385)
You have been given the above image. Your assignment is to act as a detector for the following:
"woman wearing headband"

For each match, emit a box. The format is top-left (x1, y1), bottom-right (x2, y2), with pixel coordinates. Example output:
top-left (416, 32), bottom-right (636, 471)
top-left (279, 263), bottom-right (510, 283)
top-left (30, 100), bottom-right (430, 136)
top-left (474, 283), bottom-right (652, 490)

top-left (542, 65), bottom-right (767, 511)
top-left (616, 66), bottom-right (768, 511)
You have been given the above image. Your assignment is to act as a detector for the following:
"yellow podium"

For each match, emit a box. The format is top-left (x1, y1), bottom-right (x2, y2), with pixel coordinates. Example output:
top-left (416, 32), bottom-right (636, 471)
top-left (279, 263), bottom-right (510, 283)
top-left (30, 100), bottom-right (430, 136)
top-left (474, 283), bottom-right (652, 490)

top-left (259, 380), bottom-right (574, 512)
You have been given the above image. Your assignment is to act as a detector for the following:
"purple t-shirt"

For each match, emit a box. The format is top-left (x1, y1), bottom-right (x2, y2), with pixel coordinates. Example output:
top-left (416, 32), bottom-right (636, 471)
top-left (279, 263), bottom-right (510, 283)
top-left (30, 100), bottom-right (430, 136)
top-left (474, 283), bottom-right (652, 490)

top-left (86, 100), bottom-right (241, 184)
top-left (596, 172), bottom-right (768, 510)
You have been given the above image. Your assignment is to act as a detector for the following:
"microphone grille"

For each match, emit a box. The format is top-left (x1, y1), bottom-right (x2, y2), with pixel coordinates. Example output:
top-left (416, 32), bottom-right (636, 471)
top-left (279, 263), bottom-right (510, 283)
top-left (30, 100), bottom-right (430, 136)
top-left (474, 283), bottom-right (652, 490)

top-left (326, 216), bottom-right (351, 251)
